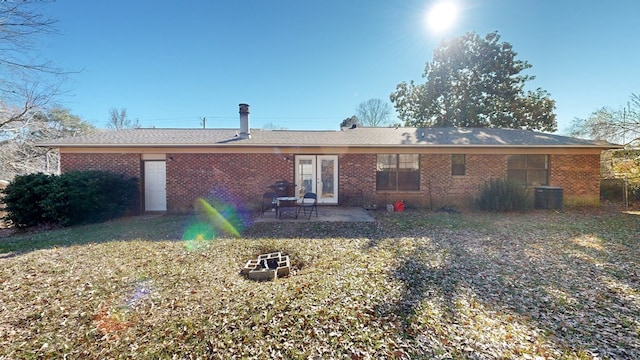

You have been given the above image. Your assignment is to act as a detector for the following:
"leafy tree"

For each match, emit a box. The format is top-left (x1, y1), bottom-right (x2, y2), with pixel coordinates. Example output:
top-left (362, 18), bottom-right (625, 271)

top-left (107, 107), bottom-right (141, 130)
top-left (339, 115), bottom-right (360, 129)
top-left (356, 99), bottom-right (392, 127)
top-left (390, 31), bottom-right (557, 132)
top-left (568, 94), bottom-right (640, 145)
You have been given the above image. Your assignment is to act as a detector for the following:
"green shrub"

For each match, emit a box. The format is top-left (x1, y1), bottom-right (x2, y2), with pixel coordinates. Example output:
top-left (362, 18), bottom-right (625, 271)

top-left (2, 171), bottom-right (138, 228)
top-left (1, 173), bottom-right (55, 228)
top-left (44, 171), bottom-right (138, 226)
top-left (475, 178), bottom-right (530, 212)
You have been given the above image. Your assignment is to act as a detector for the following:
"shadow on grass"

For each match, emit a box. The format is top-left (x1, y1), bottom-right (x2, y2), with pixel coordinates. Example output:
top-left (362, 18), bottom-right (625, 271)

top-left (242, 220), bottom-right (380, 240)
top-left (369, 210), bottom-right (640, 358)
top-left (0, 215), bottom-right (193, 257)
top-left (0, 206), bottom-right (380, 258)
top-left (0, 203), bottom-right (267, 257)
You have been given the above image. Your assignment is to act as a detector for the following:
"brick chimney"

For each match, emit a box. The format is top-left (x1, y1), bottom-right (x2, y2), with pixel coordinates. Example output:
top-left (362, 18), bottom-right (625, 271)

top-left (239, 103), bottom-right (251, 139)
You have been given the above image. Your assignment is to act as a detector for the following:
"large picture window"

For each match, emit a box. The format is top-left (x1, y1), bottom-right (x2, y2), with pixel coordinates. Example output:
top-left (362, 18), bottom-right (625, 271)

top-left (376, 154), bottom-right (420, 190)
top-left (507, 155), bottom-right (549, 186)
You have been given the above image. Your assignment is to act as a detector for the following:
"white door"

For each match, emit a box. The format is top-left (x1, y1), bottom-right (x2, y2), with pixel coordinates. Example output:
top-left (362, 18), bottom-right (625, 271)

top-left (295, 155), bottom-right (338, 204)
top-left (144, 161), bottom-right (167, 211)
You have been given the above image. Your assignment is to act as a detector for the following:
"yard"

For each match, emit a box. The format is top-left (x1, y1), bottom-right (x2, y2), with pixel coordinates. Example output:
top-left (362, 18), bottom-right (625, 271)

top-left (0, 208), bottom-right (638, 359)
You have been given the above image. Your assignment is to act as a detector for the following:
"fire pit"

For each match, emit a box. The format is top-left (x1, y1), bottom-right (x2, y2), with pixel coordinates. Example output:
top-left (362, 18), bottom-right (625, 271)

top-left (240, 252), bottom-right (290, 281)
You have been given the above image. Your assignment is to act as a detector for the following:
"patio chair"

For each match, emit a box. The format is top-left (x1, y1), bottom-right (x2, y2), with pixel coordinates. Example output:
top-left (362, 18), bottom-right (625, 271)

top-left (260, 192), bottom-right (277, 217)
top-left (297, 192), bottom-right (317, 219)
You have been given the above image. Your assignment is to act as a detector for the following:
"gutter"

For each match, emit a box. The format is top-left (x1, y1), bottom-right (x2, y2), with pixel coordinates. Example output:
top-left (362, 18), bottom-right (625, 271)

top-left (37, 143), bottom-right (623, 150)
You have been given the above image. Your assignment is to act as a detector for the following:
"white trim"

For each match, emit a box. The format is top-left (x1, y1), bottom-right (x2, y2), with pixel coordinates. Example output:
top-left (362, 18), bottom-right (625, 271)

top-left (144, 161), bottom-right (167, 211)
top-left (142, 153), bottom-right (166, 160)
top-left (295, 155), bottom-right (339, 205)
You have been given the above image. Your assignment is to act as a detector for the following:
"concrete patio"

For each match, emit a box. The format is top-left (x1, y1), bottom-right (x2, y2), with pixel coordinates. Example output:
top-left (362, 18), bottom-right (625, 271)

top-left (254, 206), bottom-right (376, 223)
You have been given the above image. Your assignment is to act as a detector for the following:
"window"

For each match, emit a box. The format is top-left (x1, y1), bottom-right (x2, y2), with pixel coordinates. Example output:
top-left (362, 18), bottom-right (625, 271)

top-left (376, 154), bottom-right (420, 190)
top-left (507, 155), bottom-right (549, 186)
top-left (451, 154), bottom-right (465, 176)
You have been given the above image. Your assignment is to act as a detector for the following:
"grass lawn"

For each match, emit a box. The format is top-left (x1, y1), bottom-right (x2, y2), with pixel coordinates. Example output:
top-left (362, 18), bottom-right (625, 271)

top-left (0, 208), bottom-right (639, 359)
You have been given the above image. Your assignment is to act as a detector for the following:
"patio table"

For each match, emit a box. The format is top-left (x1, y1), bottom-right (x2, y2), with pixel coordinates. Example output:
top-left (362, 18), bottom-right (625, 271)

top-left (276, 196), bottom-right (298, 218)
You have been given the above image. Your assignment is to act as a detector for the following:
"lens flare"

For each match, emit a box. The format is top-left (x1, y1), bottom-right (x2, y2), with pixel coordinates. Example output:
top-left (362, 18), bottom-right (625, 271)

top-left (126, 284), bottom-right (151, 307)
top-left (182, 221), bottom-right (216, 250)
top-left (94, 282), bottom-right (151, 335)
top-left (181, 198), bottom-right (244, 251)
top-left (195, 198), bottom-right (241, 237)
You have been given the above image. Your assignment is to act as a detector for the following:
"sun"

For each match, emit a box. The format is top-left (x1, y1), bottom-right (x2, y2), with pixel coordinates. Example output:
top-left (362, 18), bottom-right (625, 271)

top-left (427, 1), bottom-right (458, 32)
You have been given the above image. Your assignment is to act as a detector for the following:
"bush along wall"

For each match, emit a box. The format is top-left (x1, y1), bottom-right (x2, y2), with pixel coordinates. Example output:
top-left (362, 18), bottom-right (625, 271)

top-left (1, 171), bottom-right (138, 228)
top-left (475, 178), bottom-right (531, 212)
top-left (1, 173), bottom-right (56, 228)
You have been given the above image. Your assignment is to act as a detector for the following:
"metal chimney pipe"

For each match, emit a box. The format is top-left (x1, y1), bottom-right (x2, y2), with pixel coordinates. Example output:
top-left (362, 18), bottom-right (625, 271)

top-left (239, 103), bottom-right (250, 139)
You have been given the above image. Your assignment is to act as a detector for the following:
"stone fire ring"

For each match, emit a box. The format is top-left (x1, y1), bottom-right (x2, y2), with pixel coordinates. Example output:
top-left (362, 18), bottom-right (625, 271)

top-left (240, 252), bottom-right (290, 281)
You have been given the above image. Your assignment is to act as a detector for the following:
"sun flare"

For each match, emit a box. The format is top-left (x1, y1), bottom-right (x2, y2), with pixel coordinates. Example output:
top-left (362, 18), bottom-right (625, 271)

top-left (427, 1), bottom-right (458, 32)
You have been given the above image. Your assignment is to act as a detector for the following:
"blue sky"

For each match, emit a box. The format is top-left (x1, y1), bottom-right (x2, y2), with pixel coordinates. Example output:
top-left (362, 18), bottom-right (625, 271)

top-left (41, 0), bottom-right (639, 133)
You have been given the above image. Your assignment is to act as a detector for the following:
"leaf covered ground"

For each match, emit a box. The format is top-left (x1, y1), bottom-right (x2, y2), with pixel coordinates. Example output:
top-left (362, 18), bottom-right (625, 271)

top-left (0, 208), bottom-right (639, 359)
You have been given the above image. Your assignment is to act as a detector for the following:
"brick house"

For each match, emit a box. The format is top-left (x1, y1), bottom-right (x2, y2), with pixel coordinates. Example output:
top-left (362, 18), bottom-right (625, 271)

top-left (39, 104), bottom-right (620, 213)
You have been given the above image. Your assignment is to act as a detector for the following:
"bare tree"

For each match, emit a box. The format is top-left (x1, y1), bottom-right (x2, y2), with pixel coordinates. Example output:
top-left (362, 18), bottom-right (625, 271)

top-left (0, 2), bottom-right (81, 180)
top-left (262, 122), bottom-right (288, 130)
top-left (0, 1), bottom-right (66, 132)
top-left (356, 99), bottom-right (392, 127)
top-left (107, 108), bottom-right (141, 130)
top-left (0, 2), bottom-right (58, 73)
top-left (0, 107), bottom-right (94, 179)
top-left (568, 94), bottom-right (640, 146)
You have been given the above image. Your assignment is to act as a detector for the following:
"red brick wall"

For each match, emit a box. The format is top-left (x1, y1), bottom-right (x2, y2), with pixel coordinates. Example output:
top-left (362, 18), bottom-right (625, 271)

top-left (61, 153), bottom-right (141, 179)
top-left (166, 153), bottom-right (293, 213)
top-left (343, 153), bottom-right (601, 208)
top-left (60, 153), bottom-right (143, 213)
top-left (59, 151), bottom-right (602, 212)
top-left (364, 154), bottom-right (508, 208)
top-left (550, 154), bottom-right (600, 206)
top-left (338, 154), bottom-right (376, 205)
top-left (424, 154), bottom-right (508, 208)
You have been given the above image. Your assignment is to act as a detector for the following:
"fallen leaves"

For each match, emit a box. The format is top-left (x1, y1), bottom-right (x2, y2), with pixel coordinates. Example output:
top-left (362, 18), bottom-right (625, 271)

top-left (0, 210), bottom-right (638, 358)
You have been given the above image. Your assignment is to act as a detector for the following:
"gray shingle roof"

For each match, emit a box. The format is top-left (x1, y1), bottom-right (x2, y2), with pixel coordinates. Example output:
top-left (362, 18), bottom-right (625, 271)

top-left (37, 127), bottom-right (620, 148)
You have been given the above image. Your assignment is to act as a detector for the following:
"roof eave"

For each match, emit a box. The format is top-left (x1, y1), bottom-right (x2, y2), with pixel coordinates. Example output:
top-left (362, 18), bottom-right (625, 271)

top-left (38, 143), bottom-right (623, 149)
